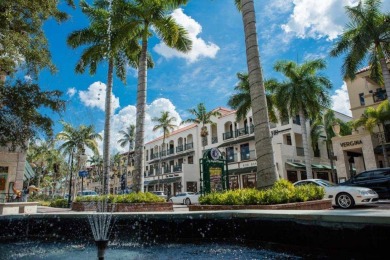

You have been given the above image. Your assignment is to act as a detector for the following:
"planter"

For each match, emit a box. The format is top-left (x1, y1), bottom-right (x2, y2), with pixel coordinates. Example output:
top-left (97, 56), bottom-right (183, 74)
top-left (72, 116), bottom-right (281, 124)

top-left (188, 199), bottom-right (332, 211)
top-left (71, 202), bottom-right (173, 212)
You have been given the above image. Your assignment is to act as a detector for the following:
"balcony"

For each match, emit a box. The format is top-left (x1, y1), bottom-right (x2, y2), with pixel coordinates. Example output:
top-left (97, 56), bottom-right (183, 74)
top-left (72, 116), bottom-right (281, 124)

top-left (151, 153), bottom-right (159, 160)
top-left (185, 142), bottom-right (194, 150)
top-left (226, 153), bottom-right (238, 163)
top-left (167, 148), bottom-right (175, 155)
top-left (211, 136), bottom-right (218, 144)
top-left (223, 131), bottom-right (234, 140)
top-left (173, 165), bottom-right (182, 172)
top-left (235, 127), bottom-right (249, 137)
top-left (176, 145), bottom-right (184, 153)
top-left (373, 88), bottom-right (387, 103)
top-left (240, 150), bottom-right (255, 161)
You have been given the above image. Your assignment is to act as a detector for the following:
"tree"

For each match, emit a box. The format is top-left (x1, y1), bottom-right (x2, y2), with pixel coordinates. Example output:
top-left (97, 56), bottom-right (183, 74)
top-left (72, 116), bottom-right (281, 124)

top-left (118, 124), bottom-right (136, 169)
top-left (181, 103), bottom-right (221, 152)
top-left (0, 0), bottom-right (74, 78)
top-left (0, 80), bottom-right (65, 151)
top-left (120, 0), bottom-right (192, 192)
top-left (234, 0), bottom-right (278, 188)
top-left (152, 111), bottom-right (177, 189)
top-left (330, 0), bottom-right (390, 102)
top-left (270, 59), bottom-right (332, 179)
top-left (227, 72), bottom-right (278, 123)
top-left (67, 0), bottom-right (151, 194)
top-left (353, 100), bottom-right (390, 167)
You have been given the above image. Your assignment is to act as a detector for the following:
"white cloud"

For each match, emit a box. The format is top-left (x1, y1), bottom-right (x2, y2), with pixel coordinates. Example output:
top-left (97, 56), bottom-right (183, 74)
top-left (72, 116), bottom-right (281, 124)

top-left (153, 9), bottom-right (220, 63)
top-left (79, 81), bottom-right (120, 113)
top-left (281, 0), bottom-right (360, 40)
top-left (332, 82), bottom-right (351, 116)
top-left (24, 75), bottom-right (32, 82)
top-left (96, 98), bottom-right (182, 155)
top-left (67, 87), bottom-right (77, 97)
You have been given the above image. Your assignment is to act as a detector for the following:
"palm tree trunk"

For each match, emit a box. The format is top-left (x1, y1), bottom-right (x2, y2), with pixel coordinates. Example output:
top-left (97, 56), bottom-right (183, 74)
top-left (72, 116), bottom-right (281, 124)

top-left (102, 58), bottom-right (114, 194)
top-left (299, 108), bottom-right (313, 178)
top-left (380, 124), bottom-right (389, 167)
top-left (241, 0), bottom-right (277, 188)
top-left (379, 58), bottom-right (390, 103)
top-left (134, 32), bottom-right (148, 193)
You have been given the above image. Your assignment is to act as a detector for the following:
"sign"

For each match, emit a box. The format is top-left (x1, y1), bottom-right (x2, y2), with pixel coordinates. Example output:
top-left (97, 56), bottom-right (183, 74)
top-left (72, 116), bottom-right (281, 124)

top-left (241, 161), bottom-right (257, 167)
top-left (209, 148), bottom-right (221, 160)
top-left (78, 170), bottom-right (88, 178)
top-left (340, 140), bottom-right (362, 148)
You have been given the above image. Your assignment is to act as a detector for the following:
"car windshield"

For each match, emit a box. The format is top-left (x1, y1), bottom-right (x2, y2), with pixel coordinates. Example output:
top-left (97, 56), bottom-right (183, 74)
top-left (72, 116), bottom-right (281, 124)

top-left (316, 180), bottom-right (336, 187)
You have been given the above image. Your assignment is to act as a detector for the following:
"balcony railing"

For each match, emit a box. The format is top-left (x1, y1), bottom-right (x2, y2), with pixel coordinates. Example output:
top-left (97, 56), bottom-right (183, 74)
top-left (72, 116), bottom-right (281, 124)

top-left (223, 131), bottom-right (234, 140)
top-left (176, 145), bottom-right (184, 153)
top-left (167, 148), bottom-right (175, 155)
top-left (296, 147), bottom-right (304, 156)
top-left (151, 153), bottom-right (159, 160)
top-left (173, 165), bottom-right (182, 172)
top-left (240, 150), bottom-right (255, 161)
top-left (235, 127), bottom-right (249, 137)
top-left (185, 142), bottom-right (193, 150)
top-left (226, 153), bottom-right (237, 163)
top-left (211, 136), bottom-right (218, 144)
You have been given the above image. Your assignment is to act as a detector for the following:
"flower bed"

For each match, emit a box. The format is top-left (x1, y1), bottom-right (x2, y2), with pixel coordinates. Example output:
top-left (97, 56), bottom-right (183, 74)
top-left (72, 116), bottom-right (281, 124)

top-left (188, 199), bottom-right (332, 211)
top-left (72, 201), bottom-right (173, 212)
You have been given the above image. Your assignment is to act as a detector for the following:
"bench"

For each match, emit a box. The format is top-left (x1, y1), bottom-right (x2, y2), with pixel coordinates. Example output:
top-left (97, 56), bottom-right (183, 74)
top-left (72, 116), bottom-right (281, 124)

top-left (0, 202), bottom-right (39, 215)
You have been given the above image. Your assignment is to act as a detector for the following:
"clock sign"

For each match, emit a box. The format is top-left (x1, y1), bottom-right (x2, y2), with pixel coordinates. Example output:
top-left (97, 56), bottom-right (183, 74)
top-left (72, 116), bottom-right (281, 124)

top-left (210, 148), bottom-right (221, 160)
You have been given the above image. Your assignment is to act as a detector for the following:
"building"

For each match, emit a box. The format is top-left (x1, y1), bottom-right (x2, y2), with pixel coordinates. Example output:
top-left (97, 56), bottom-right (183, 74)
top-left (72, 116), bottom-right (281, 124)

top-left (143, 107), bottom-right (348, 196)
top-left (332, 64), bottom-right (390, 180)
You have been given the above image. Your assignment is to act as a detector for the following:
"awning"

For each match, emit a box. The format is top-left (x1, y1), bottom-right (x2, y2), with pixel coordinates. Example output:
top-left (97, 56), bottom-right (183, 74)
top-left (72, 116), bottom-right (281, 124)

top-left (312, 164), bottom-right (324, 169)
top-left (322, 165), bottom-right (332, 170)
top-left (286, 162), bottom-right (300, 167)
top-left (228, 166), bottom-right (257, 175)
top-left (24, 162), bottom-right (35, 181)
top-left (144, 176), bottom-right (181, 186)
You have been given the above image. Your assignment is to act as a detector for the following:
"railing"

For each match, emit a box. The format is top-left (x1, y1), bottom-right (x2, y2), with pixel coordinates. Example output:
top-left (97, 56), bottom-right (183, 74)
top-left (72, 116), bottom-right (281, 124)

top-left (235, 127), bottom-right (249, 137)
top-left (211, 136), bottom-right (218, 144)
top-left (151, 153), bottom-right (159, 160)
top-left (176, 145), bottom-right (184, 153)
top-left (173, 165), bottom-right (182, 172)
top-left (296, 147), bottom-right (304, 156)
top-left (223, 131), bottom-right (234, 140)
top-left (166, 148), bottom-right (175, 155)
top-left (226, 153), bottom-right (237, 163)
top-left (373, 88), bottom-right (387, 103)
top-left (164, 166), bottom-right (172, 174)
top-left (373, 131), bottom-right (390, 144)
top-left (185, 142), bottom-right (193, 150)
top-left (202, 137), bottom-right (208, 146)
top-left (240, 150), bottom-right (255, 161)
top-left (160, 150), bottom-right (166, 157)
top-left (250, 125), bottom-right (254, 134)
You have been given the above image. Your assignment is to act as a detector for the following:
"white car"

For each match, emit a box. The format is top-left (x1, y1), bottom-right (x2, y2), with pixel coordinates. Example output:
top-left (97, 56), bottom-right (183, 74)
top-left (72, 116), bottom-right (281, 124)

top-left (293, 179), bottom-right (378, 209)
top-left (169, 192), bottom-right (200, 205)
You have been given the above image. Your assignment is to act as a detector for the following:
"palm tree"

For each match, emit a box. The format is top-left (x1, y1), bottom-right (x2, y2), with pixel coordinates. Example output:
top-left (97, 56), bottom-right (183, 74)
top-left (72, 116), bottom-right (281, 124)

top-left (330, 0), bottom-right (390, 101)
top-left (88, 154), bottom-right (103, 187)
top-left (152, 111), bottom-right (177, 189)
top-left (67, 0), bottom-right (150, 194)
top-left (227, 72), bottom-right (278, 123)
top-left (120, 0), bottom-right (192, 192)
top-left (181, 103), bottom-right (221, 153)
top-left (234, 0), bottom-right (278, 188)
top-left (56, 121), bottom-right (101, 199)
top-left (270, 59), bottom-right (332, 179)
top-left (353, 100), bottom-right (390, 167)
top-left (118, 124), bottom-right (135, 168)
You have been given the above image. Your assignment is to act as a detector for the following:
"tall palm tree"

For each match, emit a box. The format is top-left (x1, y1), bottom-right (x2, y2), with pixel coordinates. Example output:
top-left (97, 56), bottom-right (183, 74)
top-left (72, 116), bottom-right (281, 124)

top-left (56, 121), bottom-right (101, 199)
top-left (227, 72), bottom-right (278, 123)
top-left (270, 59), bottom-right (332, 179)
top-left (67, 0), bottom-right (150, 194)
top-left (118, 124), bottom-right (136, 168)
top-left (88, 154), bottom-right (103, 186)
top-left (353, 100), bottom-right (390, 167)
top-left (234, 0), bottom-right (278, 188)
top-left (120, 0), bottom-right (192, 192)
top-left (152, 111), bottom-right (177, 188)
top-left (181, 103), bottom-right (221, 153)
top-left (330, 0), bottom-right (390, 101)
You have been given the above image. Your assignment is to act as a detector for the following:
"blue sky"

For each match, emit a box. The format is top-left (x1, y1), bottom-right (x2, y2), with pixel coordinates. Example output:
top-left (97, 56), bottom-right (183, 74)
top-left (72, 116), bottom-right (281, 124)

top-left (33, 0), bottom-right (389, 154)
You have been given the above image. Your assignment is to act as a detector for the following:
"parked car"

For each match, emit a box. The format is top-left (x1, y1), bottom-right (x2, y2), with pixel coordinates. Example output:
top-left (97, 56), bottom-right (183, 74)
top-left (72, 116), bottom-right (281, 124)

top-left (169, 192), bottom-right (200, 205)
top-left (293, 179), bottom-right (378, 209)
top-left (150, 191), bottom-right (167, 201)
top-left (339, 168), bottom-right (390, 199)
top-left (77, 190), bottom-right (98, 197)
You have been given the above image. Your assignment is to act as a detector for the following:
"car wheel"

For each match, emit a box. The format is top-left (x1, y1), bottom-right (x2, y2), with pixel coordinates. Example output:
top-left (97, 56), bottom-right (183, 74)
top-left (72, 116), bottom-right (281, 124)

top-left (185, 198), bottom-right (191, 206)
top-left (336, 193), bottom-right (355, 209)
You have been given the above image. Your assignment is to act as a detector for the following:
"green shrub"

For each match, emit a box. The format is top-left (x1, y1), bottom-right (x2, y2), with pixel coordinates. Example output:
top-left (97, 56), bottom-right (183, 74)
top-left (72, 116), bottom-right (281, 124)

top-left (49, 199), bottom-right (68, 208)
top-left (199, 179), bottom-right (324, 205)
top-left (74, 192), bottom-right (165, 203)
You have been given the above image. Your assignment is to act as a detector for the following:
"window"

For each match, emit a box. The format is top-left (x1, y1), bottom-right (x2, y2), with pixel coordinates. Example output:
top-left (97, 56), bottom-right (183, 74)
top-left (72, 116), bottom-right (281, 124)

top-left (287, 171), bottom-right (298, 183)
top-left (229, 176), bottom-right (239, 189)
top-left (240, 143), bottom-right (250, 161)
top-left (242, 174), bottom-right (256, 188)
top-left (371, 170), bottom-right (390, 179)
top-left (300, 171), bottom-right (307, 180)
top-left (226, 147), bottom-right (235, 162)
top-left (293, 115), bottom-right (300, 125)
top-left (355, 171), bottom-right (371, 180)
top-left (186, 182), bottom-right (197, 192)
top-left (316, 172), bottom-right (329, 181)
top-left (286, 135), bottom-right (292, 145)
top-left (359, 93), bottom-right (365, 106)
top-left (188, 156), bottom-right (193, 164)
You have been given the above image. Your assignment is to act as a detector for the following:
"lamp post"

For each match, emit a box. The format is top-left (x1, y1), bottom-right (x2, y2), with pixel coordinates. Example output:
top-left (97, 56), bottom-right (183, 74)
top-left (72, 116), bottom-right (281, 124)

top-left (67, 149), bottom-right (75, 208)
top-left (78, 150), bottom-right (89, 194)
top-left (330, 122), bottom-right (341, 184)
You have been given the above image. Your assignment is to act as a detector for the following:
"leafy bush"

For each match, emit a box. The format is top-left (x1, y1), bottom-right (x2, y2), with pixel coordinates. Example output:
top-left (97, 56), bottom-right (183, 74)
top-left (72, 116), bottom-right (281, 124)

top-left (74, 192), bottom-right (165, 203)
top-left (199, 179), bottom-right (325, 205)
top-left (49, 199), bottom-right (68, 208)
